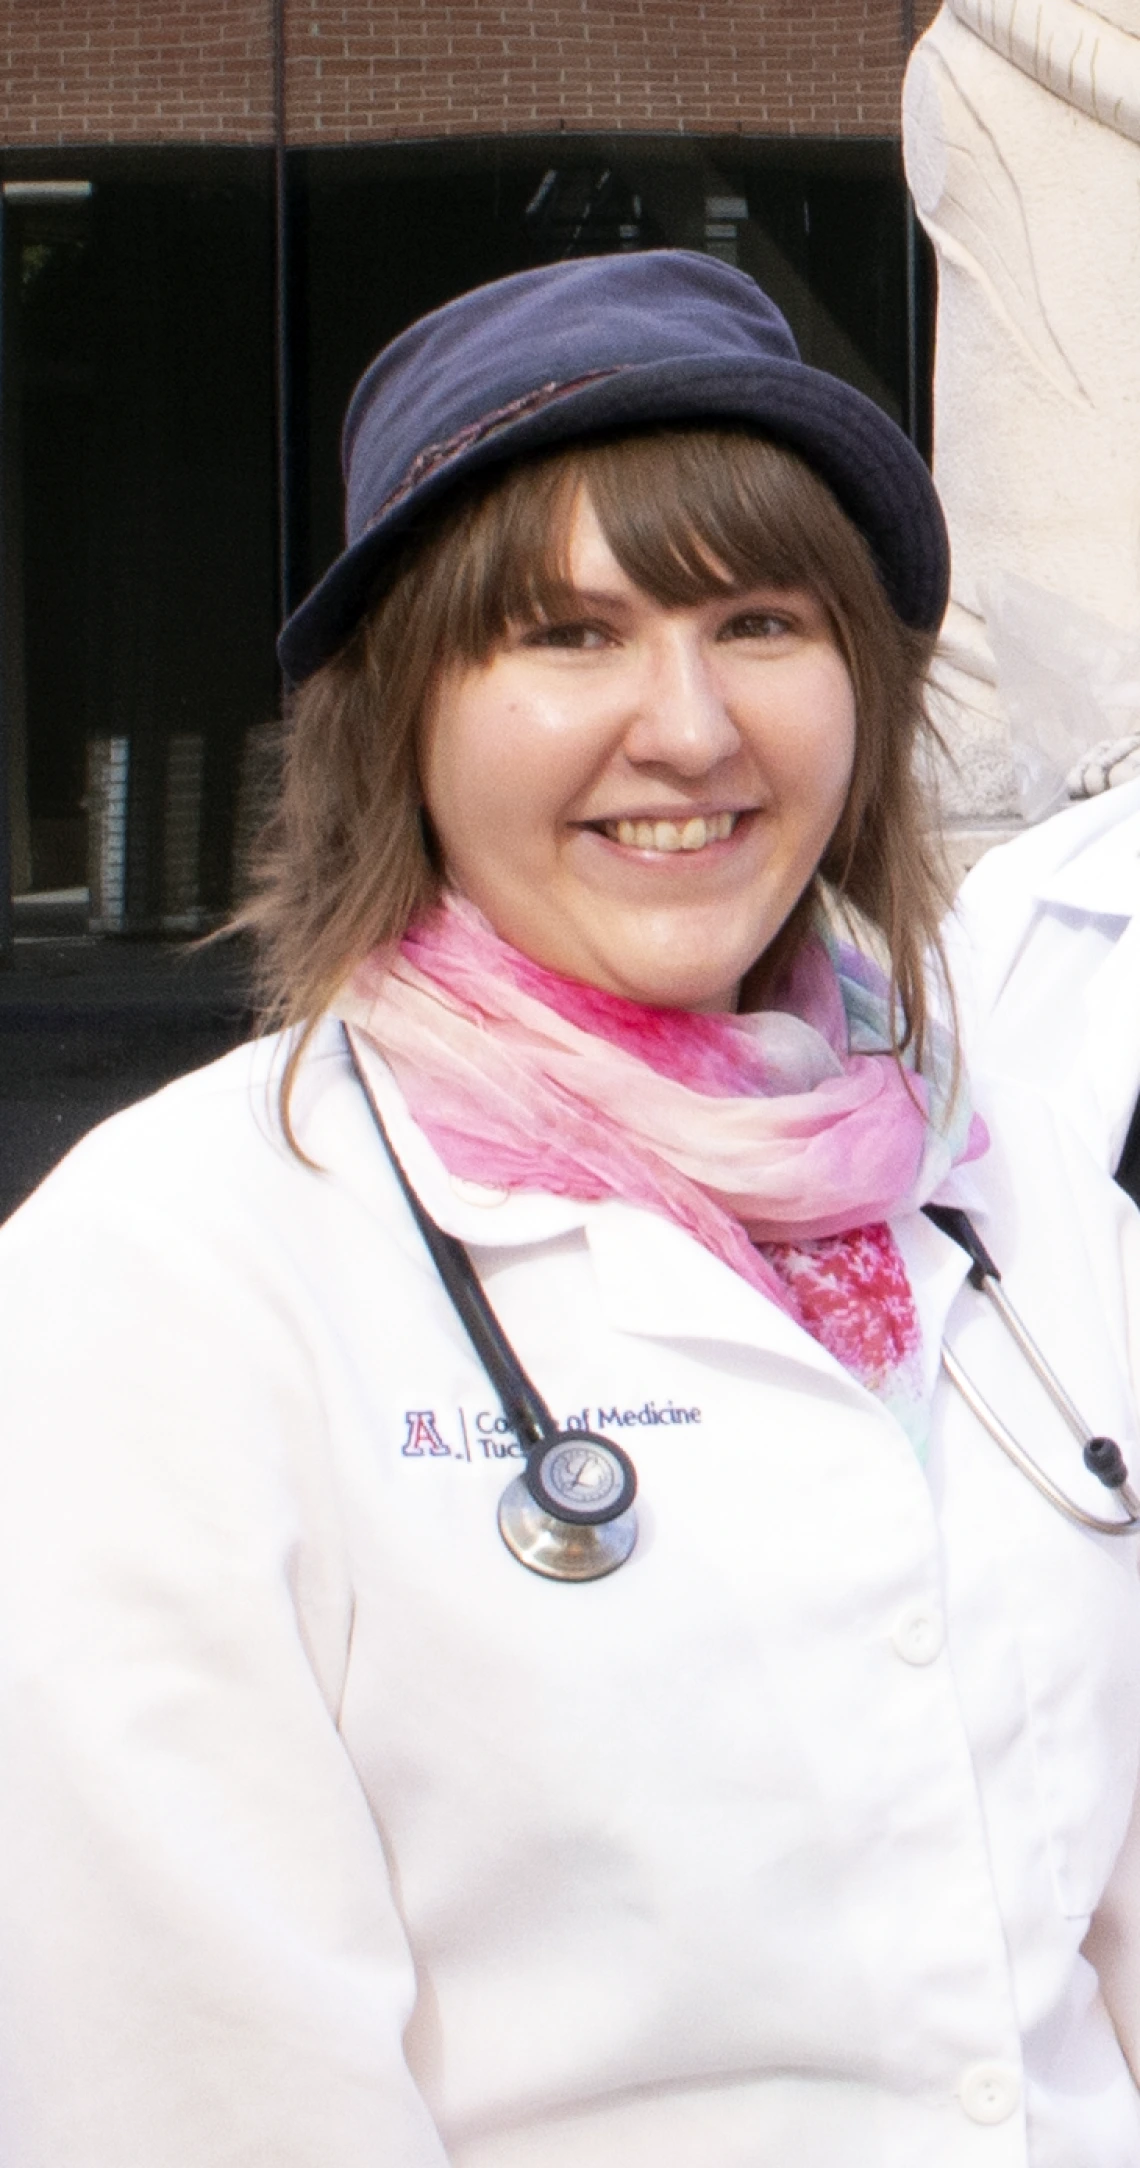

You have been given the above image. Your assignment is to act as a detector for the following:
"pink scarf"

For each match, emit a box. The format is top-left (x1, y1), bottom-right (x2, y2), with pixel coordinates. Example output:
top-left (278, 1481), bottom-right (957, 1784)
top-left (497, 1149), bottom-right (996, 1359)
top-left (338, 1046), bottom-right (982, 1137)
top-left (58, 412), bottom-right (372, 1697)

top-left (338, 894), bottom-right (985, 1440)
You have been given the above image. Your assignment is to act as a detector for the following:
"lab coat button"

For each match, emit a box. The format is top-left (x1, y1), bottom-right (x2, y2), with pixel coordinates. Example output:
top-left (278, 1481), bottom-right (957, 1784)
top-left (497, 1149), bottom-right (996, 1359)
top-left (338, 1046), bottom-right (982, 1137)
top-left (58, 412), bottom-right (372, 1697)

top-left (448, 1176), bottom-right (510, 1206)
top-left (958, 2061), bottom-right (1020, 2125)
top-left (890, 1604), bottom-right (943, 1666)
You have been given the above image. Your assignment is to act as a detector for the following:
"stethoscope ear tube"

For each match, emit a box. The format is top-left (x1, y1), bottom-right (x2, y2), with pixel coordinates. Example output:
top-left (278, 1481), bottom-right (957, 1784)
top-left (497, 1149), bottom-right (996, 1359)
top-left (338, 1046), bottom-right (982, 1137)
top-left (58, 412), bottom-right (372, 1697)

top-left (343, 1026), bottom-right (639, 1580)
top-left (940, 1346), bottom-right (1140, 1536)
top-left (924, 1204), bottom-right (1140, 1536)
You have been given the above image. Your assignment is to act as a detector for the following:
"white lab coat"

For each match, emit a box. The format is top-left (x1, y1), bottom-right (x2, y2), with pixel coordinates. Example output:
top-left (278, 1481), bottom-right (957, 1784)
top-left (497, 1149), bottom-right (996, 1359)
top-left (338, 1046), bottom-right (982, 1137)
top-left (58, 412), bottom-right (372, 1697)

top-left (946, 777), bottom-right (1140, 1174)
top-left (4, 1019), bottom-right (1140, 2166)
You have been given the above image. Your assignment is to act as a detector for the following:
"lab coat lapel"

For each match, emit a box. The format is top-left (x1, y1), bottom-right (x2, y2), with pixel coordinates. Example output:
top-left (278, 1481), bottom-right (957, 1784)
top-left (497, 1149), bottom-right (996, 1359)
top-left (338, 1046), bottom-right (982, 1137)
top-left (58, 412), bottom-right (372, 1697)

top-left (1075, 914), bottom-right (1140, 1168)
top-left (1029, 805), bottom-right (1140, 1167)
top-left (346, 1024), bottom-right (972, 1404)
top-left (357, 1038), bottom-right (862, 1388)
top-left (584, 1196), bottom-right (973, 1404)
top-left (341, 1029), bottom-right (589, 1248)
top-left (583, 1197), bottom-right (866, 1387)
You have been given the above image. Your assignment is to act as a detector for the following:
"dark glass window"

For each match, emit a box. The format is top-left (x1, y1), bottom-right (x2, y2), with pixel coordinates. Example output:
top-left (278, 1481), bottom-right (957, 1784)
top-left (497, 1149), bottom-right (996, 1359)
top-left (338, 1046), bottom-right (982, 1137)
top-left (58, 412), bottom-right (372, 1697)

top-left (0, 134), bottom-right (929, 1217)
top-left (2, 149), bottom-right (277, 936)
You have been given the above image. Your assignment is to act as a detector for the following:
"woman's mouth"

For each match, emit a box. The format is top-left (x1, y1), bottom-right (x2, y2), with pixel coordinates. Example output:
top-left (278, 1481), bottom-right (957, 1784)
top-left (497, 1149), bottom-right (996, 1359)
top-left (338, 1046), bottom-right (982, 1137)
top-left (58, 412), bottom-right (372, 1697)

top-left (599, 811), bottom-right (740, 853)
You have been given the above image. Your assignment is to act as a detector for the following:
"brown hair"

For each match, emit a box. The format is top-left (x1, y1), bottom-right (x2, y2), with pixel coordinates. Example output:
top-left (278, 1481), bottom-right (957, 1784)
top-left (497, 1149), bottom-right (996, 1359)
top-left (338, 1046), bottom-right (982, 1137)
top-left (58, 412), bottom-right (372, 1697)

top-left (237, 427), bottom-right (952, 1126)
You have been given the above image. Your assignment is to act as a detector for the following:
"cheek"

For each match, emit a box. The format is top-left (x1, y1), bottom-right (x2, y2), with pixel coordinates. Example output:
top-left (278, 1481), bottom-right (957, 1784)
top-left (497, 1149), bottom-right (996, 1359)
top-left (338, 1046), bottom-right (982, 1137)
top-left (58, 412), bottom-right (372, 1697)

top-left (421, 675), bottom-right (610, 870)
top-left (777, 664), bottom-right (858, 828)
top-left (832, 684), bottom-right (861, 816)
top-left (827, 702), bottom-right (859, 813)
top-left (419, 693), bottom-right (555, 894)
top-left (419, 685), bottom-right (503, 865)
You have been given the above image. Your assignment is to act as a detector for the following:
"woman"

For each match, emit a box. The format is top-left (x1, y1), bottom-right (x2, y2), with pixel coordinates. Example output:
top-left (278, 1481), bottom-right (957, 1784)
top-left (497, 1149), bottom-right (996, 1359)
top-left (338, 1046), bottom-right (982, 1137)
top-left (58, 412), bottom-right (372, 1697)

top-left (3, 251), bottom-right (1140, 2166)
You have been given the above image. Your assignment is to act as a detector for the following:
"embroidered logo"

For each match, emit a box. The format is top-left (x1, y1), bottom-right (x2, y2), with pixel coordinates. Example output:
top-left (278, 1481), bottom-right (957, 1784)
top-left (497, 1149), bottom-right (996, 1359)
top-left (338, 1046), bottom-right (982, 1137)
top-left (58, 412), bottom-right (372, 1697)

top-left (398, 1399), bottom-right (703, 1469)
top-left (402, 1409), bottom-right (454, 1457)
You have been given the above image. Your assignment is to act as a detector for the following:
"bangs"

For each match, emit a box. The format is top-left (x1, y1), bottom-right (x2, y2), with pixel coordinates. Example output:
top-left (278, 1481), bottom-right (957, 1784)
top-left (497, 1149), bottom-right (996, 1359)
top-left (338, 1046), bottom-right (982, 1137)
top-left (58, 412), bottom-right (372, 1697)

top-left (396, 426), bottom-right (883, 669)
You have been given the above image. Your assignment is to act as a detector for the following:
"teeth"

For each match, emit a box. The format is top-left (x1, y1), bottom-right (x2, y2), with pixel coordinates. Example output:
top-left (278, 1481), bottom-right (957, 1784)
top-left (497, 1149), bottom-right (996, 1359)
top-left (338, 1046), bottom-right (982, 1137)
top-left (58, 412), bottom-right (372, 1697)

top-left (605, 811), bottom-right (738, 852)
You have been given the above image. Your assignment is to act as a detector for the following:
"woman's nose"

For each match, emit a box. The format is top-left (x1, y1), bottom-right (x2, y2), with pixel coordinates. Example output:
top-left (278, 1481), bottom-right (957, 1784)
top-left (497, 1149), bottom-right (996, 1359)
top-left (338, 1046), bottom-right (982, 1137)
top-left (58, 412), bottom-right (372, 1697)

top-left (620, 628), bottom-right (742, 775)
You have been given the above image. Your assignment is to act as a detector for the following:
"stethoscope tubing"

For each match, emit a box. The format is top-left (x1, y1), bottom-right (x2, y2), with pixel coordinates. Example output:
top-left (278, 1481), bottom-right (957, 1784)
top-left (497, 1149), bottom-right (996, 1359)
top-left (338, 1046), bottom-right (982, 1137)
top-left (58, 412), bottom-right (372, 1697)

top-left (940, 1344), bottom-right (1140, 1536)
top-left (924, 1202), bottom-right (1140, 1537)
top-left (343, 1023), bottom-right (638, 1577)
top-left (980, 1275), bottom-right (1109, 1454)
top-left (344, 1025), bottom-right (1140, 1558)
top-left (343, 1024), bottom-right (555, 1453)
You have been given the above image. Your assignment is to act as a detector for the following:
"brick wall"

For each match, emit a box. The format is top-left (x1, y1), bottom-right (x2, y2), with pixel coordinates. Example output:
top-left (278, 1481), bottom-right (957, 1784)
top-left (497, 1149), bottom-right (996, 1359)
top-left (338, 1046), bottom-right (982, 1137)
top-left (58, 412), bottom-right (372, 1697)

top-left (288, 2), bottom-right (919, 142)
top-left (0, 0), bottom-right (936, 148)
top-left (0, 2), bottom-right (273, 145)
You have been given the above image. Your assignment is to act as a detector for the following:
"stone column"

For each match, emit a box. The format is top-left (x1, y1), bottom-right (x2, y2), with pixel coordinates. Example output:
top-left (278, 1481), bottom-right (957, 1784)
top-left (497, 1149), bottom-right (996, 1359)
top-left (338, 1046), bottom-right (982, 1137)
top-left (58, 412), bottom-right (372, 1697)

top-left (902, 0), bottom-right (1140, 834)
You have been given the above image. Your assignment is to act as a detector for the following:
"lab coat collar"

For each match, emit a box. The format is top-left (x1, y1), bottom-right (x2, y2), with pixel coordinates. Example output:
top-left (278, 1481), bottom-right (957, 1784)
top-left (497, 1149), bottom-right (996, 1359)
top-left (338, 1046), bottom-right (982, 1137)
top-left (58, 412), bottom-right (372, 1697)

top-left (343, 1028), bottom-right (591, 1248)
top-left (1025, 776), bottom-right (1140, 919)
top-left (583, 1196), bottom-right (971, 1406)
top-left (342, 1027), bottom-right (973, 1394)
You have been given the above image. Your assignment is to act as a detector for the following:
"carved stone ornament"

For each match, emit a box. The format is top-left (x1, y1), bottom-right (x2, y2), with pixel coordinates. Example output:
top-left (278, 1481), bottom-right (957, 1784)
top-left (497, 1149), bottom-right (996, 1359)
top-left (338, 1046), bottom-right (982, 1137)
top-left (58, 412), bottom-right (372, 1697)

top-left (903, 0), bottom-right (1140, 828)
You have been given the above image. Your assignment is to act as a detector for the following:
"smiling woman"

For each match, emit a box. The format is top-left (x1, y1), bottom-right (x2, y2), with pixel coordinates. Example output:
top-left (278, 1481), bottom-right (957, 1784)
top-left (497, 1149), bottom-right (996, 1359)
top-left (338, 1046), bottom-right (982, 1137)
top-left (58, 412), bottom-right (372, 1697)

top-left (250, 421), bottom-right (942, 1104)
top-left (5, 253), bottom-right (1140, 2168)
top-left (417, 498), bottom-right (856, 1016)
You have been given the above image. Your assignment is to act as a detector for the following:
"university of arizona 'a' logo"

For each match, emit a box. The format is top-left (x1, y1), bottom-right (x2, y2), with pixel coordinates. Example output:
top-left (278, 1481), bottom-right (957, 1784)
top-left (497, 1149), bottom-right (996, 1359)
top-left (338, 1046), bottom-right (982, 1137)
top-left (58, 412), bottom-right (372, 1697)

top-left (402, 1409), bottom-right (453, 1457)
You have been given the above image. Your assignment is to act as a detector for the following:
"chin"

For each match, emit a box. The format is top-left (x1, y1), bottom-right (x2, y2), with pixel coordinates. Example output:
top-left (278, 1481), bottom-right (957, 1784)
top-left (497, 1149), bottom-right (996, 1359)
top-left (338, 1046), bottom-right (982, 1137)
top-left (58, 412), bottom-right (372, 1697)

top-left (602, 956), bottom-right (745, 1014)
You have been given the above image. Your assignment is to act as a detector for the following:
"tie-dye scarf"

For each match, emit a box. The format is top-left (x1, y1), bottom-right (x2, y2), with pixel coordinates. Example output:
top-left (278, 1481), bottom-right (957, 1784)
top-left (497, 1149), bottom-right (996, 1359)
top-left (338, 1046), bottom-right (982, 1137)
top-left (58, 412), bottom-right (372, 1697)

top-left (337, 893), bottom-right (986, 1445)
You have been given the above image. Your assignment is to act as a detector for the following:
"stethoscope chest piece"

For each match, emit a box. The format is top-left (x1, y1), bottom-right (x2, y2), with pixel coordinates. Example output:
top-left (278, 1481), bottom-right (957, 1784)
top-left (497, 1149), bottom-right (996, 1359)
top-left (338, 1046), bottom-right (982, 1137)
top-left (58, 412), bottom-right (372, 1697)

top-left (498, 1432), bottom-right (638, 1582)
top-left (343, 1026), bottom-right (643, 1581)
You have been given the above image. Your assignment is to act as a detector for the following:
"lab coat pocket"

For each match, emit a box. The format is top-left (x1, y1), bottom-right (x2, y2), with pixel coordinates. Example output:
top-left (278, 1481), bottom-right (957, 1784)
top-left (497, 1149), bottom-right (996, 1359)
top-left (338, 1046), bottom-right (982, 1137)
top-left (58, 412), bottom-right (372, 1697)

top-left (1009, 1532), bottom-right (1140, 1921)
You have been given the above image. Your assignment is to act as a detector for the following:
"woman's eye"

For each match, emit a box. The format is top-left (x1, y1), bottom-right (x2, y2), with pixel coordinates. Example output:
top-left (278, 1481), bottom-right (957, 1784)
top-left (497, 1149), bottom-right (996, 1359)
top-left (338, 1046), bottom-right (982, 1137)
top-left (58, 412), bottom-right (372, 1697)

top-left (523, 621), bottom-right (611, 652)
top-left (720, 609), bottom-right (795, 641)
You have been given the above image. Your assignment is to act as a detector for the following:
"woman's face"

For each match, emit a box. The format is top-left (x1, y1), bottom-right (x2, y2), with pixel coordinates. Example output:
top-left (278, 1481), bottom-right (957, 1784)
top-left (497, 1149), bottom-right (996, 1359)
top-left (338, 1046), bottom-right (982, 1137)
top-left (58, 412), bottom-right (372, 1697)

top-left (418, 490), bottom-right (857, 1012)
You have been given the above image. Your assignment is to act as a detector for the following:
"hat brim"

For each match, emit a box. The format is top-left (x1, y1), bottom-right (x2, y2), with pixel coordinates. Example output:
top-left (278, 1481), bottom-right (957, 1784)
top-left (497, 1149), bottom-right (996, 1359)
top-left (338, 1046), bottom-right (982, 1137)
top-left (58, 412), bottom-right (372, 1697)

top-left (278, 354), bottom-right (948, 684)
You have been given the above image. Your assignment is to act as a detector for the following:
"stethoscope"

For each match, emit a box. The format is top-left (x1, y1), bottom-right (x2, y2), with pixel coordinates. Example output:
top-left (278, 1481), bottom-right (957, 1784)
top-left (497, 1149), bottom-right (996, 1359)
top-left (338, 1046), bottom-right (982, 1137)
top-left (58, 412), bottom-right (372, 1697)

top-left (346, 1026), bottom-right (1140, 1583)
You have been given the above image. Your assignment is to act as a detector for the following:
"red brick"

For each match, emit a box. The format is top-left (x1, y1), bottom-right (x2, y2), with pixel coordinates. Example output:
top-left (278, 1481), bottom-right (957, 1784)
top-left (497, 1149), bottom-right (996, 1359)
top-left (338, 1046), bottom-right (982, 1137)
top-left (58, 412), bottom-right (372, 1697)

top-left (0, 0), bottom-right (913, 145)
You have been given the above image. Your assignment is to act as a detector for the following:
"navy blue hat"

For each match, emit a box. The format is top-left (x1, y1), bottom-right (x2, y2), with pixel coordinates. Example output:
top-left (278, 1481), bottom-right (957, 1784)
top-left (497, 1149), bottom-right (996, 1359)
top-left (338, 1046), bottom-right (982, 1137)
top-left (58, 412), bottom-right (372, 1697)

top-left (279, 250), bottom-right (949, 683)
